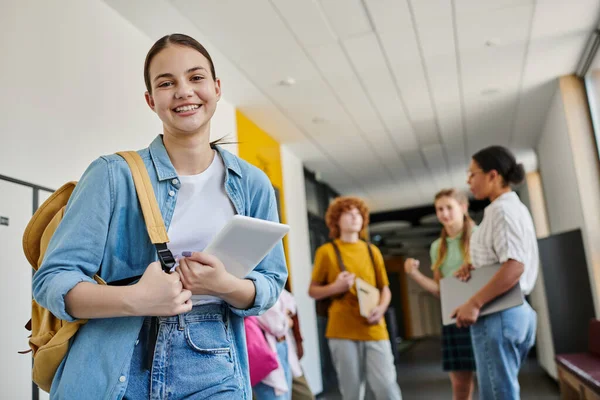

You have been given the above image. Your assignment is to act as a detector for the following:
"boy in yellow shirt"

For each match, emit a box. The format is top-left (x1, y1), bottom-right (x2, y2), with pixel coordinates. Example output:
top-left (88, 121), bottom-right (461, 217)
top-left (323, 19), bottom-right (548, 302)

top-left (308, 197), bottom-right (402, 400)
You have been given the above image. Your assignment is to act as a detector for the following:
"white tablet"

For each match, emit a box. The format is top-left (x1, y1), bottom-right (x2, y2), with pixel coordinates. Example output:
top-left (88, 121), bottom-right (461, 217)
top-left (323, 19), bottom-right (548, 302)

top-left (203, 215), bottom-right (290, 278)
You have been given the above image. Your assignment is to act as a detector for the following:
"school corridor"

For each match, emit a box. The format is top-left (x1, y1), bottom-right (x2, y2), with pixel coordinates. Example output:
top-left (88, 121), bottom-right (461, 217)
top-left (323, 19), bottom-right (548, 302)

top-left (3, 0), bottom-right (600, 399)
top-left (319, 338), bottom-right (560, 400)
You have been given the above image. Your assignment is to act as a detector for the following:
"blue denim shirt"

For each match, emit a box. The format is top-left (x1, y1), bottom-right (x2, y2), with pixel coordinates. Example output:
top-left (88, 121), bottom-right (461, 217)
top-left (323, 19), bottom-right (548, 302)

top-left (32, 135), bottom-right (288, 399)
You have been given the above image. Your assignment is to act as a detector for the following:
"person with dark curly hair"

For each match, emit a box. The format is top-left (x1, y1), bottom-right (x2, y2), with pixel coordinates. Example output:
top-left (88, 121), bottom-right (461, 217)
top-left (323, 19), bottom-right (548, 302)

top-left (308, 197), bottom-right (401, 400)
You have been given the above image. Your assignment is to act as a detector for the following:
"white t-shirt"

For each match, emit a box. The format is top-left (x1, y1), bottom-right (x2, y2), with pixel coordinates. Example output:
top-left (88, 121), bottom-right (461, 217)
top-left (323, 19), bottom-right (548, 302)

top-left (470, 191), bottom-right (539, 294)
top-left (167, 151), bottom-right (235, 305)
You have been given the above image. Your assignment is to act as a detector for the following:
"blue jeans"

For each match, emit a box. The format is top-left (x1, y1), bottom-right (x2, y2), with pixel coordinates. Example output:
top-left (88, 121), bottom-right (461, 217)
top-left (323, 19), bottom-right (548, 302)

top-left (123, 303), bottom-right (245, 399)
top-left (470, 302), bottom-right (537, 400)
top-left (253, 340), bottom-right (292, 400)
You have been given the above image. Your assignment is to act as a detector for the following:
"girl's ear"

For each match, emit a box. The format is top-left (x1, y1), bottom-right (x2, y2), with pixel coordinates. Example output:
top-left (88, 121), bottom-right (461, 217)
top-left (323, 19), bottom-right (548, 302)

top-left (214, 78), bottom-right (222, 101)
top-left (145, 92), bottom-right (156, 112)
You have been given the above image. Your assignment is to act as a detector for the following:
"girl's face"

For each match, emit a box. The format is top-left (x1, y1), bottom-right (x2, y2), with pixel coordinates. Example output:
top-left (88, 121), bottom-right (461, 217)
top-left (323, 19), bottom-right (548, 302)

top-left (435, 196), bottom-right (466, 229)
top-left (338, 207), bottom-right (364, 234)
top-left (145, 45), bottom-right (221, 137)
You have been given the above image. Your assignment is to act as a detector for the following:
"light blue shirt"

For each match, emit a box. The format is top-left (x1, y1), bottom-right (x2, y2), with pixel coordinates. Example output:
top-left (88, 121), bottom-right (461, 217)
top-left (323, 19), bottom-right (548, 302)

top-left (32, 135), bottom-right (288, 399)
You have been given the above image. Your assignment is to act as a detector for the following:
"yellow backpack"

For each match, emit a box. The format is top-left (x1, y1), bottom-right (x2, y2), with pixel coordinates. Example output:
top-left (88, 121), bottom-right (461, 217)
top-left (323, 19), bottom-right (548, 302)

top-left (21, 151), bottom-right (173, 393)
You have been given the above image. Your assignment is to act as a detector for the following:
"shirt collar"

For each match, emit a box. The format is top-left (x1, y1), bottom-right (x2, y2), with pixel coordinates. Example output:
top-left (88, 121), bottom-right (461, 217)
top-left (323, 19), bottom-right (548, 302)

top-left (148, 135), bottom-right (243, 181)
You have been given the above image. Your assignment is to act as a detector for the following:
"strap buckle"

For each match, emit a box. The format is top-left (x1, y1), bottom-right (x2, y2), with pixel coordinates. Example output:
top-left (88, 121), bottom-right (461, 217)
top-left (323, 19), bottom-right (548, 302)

top-left (156, 243), bottom-right (175, 273)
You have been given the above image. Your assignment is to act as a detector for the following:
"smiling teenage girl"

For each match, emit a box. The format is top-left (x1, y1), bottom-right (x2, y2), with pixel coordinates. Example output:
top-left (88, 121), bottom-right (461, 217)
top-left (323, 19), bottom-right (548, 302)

top-left (32, 34), bottom-right (287, 400)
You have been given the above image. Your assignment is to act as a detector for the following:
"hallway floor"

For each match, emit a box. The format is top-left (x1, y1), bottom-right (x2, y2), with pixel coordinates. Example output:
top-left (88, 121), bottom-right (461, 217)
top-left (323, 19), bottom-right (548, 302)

top-left (318, 338), bottom-right (560, 399)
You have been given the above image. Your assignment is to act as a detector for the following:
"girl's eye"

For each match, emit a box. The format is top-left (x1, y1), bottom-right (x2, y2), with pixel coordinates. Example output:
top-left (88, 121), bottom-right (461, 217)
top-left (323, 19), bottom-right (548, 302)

top-left (158, 81), bottom-right (173, 88)
top-left (191, 75), bottom-right (204, 81)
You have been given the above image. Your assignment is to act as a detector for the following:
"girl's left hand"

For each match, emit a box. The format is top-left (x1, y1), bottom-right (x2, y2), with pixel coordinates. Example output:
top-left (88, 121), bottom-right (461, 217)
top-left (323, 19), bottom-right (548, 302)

top-left (176, 251), bottom-right (237, 296)
top-left (451, 299), bottom-right (481, 328)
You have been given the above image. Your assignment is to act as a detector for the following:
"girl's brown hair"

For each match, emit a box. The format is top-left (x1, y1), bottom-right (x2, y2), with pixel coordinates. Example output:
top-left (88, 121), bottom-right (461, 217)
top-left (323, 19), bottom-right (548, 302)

top-left (144, 33), bottom-right (216, 94)
top-left (431, 189), bottom-right (474, 274)
top-left (325, 196), bottom-right (369, 239)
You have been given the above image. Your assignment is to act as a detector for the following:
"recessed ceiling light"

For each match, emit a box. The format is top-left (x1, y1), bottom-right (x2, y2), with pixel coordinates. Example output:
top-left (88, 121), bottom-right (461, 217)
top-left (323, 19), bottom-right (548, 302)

top-left (277, 77), bottom-right (296, 87)
top-left (312, 117), bottom-right (327, 124)
top-left (481, 88), bottom-right (500, 96)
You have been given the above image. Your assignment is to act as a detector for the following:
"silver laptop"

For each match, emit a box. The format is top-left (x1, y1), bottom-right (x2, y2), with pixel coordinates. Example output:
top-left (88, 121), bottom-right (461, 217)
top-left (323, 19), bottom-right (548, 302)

top-left (440, 264), bottom-right (524, 326)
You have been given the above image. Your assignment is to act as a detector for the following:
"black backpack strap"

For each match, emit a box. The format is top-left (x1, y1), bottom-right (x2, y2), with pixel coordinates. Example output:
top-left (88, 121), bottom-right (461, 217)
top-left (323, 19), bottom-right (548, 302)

top-left (365, 241), bottom-right (375, 267)
top-left (364, 240), bottom-right (381, 288)
top-left (330, 241), bottom-right (346, 271)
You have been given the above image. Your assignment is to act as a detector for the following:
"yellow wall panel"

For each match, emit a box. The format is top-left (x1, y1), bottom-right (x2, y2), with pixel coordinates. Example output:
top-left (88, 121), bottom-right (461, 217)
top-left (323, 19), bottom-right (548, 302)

top-left (236, 110), bottom-right (291, 277)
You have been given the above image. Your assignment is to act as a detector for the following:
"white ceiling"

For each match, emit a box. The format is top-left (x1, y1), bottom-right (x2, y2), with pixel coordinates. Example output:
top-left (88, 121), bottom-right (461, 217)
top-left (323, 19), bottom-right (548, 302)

top-left (104, 0), bottom-right (600, 212)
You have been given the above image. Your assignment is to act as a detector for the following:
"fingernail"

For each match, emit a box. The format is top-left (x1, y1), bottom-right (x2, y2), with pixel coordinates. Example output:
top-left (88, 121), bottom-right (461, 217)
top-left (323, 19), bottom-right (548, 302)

top-left (182, 251), bottom-right (192, 257)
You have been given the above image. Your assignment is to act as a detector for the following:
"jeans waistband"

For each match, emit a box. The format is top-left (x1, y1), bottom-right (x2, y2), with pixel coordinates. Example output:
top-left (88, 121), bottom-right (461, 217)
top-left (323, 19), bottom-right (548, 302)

top-left (157, 303), bottom-right (228, 325)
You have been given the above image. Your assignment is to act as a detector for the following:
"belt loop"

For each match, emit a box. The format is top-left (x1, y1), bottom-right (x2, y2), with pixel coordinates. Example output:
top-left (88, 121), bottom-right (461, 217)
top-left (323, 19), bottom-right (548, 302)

top-left (178, 313), bottom-right (185, 331)
top-left (221, 303), bottom-right (229, 332)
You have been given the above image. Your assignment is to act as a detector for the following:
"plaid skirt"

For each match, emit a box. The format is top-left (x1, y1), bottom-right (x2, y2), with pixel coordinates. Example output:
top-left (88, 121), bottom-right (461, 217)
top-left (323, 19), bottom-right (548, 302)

top-left (442, 324), bottom-right (477, 371)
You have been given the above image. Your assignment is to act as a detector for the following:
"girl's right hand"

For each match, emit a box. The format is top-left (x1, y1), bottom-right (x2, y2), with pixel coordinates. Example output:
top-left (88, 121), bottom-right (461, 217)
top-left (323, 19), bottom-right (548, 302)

top-left (131, 261), bottom-right (193, 316)
top-left (404, 258), bottom-right (420, 276)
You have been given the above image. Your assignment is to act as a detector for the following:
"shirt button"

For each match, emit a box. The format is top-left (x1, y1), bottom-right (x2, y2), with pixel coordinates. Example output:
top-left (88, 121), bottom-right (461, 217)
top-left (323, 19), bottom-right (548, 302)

top-left (119, 376), bottom-right (126, 383)
top-left (169, 190), bottom-right (175, 197)
top-left (172, 178), bottom-right (179, 185)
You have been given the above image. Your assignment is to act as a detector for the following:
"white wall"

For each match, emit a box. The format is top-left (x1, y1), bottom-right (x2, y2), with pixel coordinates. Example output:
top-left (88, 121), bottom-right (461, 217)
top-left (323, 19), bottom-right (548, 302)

top-left (559, 76), bottom-right (600, 319)
top-left (537, 88), bottom-right (585, 234)
top-left (0, 182), bottom-right (38, 399)
top-left (536, 81), bottom-right (600, 379)
top-left (213, 101), bottom-right (238, 155)
top-left (281, 145), bottom-right (323, 394)
top-left (537, 81), bottom-right (600, 314)
top-left (536, 86), bottom-right (579, 380)
top-left (0, 1), bottom-right (236, 399)
top-left (0, 0), bottom-right (237, 190)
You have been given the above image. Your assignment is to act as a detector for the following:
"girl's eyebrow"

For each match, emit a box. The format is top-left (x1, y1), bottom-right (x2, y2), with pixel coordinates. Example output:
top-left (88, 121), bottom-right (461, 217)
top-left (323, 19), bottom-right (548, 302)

top-left (153, 67), bottom-right (207, 82)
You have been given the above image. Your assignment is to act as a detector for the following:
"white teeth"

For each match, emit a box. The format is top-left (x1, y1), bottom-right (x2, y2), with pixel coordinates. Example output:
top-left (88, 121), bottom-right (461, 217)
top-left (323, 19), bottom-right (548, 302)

top-left (175, 104), bottom-right (200, 112)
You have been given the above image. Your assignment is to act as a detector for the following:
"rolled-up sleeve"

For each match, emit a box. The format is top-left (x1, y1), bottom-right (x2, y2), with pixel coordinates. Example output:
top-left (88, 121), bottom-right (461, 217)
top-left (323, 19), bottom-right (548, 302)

top-left (32, 158), bottom-right (112, 322)
top-left (230, 177), bottom-right (288, 317)
top-left (492, 209), bottom-right (526, 265)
